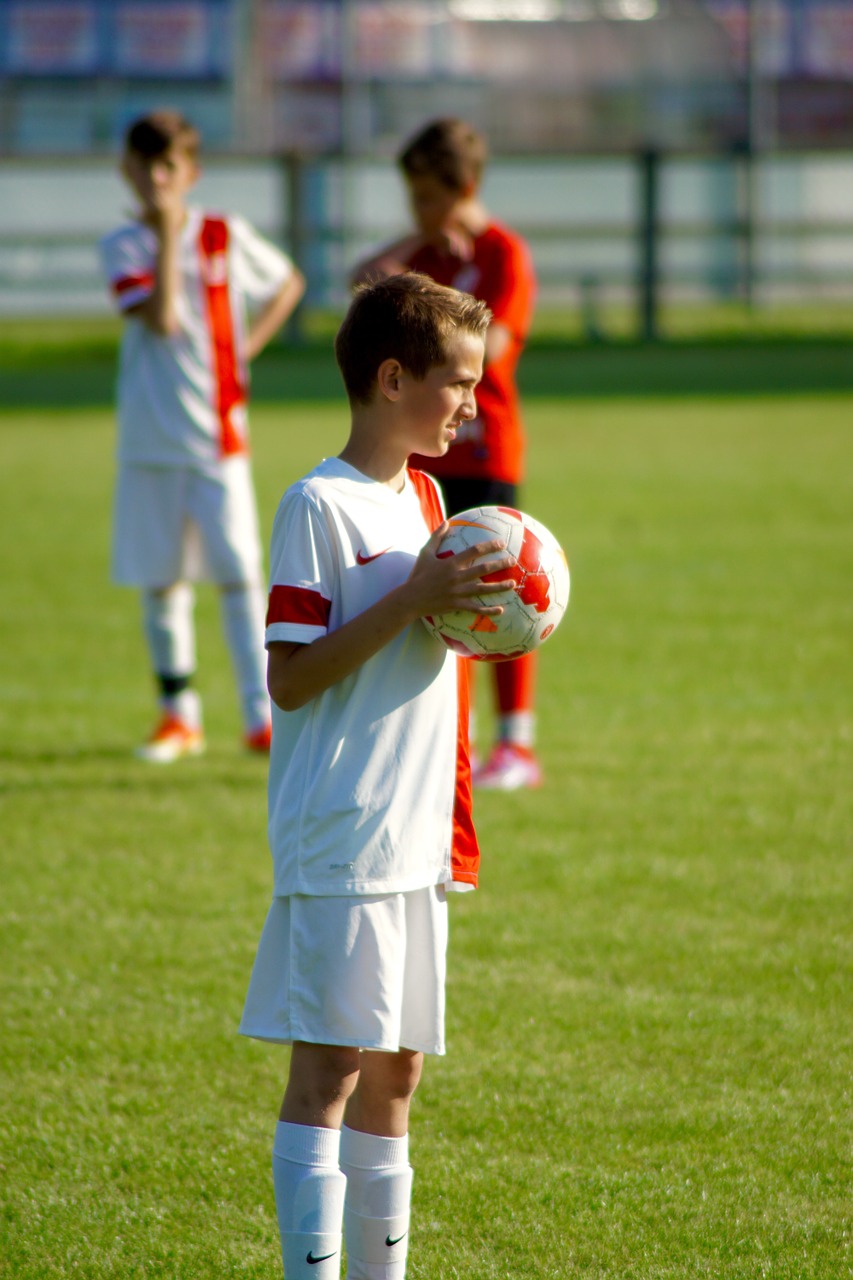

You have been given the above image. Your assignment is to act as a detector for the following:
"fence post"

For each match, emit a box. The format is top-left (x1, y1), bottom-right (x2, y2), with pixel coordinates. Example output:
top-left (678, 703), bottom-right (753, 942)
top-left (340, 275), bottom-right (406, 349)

top-left (735, 142), bottom-right (757, 308)
top-left (638, 148), bottom-right (661, 342)
top-left (282, 151), bottom-right (306, 345)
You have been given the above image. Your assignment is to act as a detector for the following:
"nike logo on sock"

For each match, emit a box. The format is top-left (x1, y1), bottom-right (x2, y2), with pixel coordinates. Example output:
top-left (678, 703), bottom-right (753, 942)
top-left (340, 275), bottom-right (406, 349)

top-left (386, 1231), bottom-right (408, 1247)
top-left (306, 1250), bottom-right (337, 1264)
top-left (356, 547), bottom-right (391, 565)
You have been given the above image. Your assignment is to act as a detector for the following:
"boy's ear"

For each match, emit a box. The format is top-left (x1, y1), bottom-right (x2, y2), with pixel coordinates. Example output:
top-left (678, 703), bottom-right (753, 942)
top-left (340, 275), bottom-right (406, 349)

top-left (376, 358), bottom-right (403, 401)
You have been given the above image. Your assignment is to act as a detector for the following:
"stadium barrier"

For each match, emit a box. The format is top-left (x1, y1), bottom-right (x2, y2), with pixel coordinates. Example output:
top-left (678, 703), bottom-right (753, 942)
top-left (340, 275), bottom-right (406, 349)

top-left (3, 151), bottom-right (853, 335)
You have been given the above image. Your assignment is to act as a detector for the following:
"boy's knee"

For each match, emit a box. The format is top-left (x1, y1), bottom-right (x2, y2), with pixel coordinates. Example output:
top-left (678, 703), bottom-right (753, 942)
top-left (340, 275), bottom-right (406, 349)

top-left (284, 1042), bottom-right (362, 1117)
top-left (317, 1043), bottom-right (363, 1085)
top-left (365, 1050), bottom-right (423, 1102)
top-left (390, 1051), bottom-right (423, 1099)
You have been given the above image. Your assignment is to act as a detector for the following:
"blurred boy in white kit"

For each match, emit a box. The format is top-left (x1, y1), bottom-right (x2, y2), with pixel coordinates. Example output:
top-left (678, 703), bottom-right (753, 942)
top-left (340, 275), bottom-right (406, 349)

top-left (99, 110), bottom-right (305, 760)
top-left (239, 273), bottom-right (514, 1278)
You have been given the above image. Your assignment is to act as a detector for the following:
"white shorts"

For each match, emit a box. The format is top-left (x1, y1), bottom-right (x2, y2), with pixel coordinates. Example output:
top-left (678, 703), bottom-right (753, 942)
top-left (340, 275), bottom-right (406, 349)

top-left (111, 458), bottom-right (263, 587)
top-left (239, 887), bottom-right (448, 1056)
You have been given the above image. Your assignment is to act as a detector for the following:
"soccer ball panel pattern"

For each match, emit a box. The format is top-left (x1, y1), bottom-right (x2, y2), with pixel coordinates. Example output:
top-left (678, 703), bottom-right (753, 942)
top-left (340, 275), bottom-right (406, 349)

top-left (421, 506), bottom-right (570, 660)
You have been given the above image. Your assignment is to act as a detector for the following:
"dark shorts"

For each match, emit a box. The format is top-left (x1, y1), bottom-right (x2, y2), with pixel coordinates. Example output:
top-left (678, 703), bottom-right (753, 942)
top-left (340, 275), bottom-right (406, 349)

top-left (436, 477), bottom-right (519, 519)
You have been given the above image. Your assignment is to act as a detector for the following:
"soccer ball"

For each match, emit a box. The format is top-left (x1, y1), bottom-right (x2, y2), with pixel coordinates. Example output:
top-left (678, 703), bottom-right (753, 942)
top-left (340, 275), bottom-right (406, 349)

top-left (421, 506), bottom-right (570, 661)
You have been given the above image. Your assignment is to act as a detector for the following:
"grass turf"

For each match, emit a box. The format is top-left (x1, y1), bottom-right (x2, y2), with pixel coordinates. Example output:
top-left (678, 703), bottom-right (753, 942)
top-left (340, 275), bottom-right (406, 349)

top-left (0, 362), bottom-right (851, 1277)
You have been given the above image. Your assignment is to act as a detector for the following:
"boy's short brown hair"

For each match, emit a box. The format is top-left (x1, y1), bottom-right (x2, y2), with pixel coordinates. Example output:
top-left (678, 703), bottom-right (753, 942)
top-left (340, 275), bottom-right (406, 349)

top-left (335, 272), bottom-right (490, 405)
top-left (124, 110), bottom-right (200, 161)
top-left (398, 118), bottom-right (488, 193)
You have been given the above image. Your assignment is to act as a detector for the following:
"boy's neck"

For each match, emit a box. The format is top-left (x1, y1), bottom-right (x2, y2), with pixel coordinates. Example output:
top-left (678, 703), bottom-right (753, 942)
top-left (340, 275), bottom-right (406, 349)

top-left (338, 432), bottom-right (409, 492)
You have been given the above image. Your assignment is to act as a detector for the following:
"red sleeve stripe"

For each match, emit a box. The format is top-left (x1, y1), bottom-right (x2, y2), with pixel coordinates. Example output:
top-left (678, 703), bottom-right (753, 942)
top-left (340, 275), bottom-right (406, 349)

top-left (266, 585), bottom-right (331, 629)
top-left (113, 273), bottom-right (155, 296)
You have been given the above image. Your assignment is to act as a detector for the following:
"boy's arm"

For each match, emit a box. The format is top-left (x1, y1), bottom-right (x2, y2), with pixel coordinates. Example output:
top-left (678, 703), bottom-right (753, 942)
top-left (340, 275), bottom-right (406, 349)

top-left (124, 201), bottom-right (184, 335)
top-left (268, 527), bottom-right (512, 711)
top-left (349, 235), bottom-right (426, 287)
top-left (244, 268), bottom-right (306, 362)
top-left (480, 231), bottom-right (535, 365)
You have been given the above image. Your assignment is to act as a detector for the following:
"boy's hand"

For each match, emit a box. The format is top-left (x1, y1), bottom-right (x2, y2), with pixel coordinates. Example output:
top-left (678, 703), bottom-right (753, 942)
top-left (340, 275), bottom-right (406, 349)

top-left (143, 186), bottom-right (185, 236)
top-left (431, 225), bottom-right (475, 263)
top-left (408, 523), bottom-right (515, 617)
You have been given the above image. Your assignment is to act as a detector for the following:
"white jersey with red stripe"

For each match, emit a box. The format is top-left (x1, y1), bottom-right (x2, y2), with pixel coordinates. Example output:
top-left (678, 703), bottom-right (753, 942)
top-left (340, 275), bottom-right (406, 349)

top-left (99, 208), bottom-right (294, 469)
top-left (265, 457), bottom-right (480, 898)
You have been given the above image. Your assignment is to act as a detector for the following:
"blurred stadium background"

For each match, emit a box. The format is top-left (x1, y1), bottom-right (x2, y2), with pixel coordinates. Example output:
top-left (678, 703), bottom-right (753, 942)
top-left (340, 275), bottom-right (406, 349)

top-left (2, 0), bottom-right (853, 334)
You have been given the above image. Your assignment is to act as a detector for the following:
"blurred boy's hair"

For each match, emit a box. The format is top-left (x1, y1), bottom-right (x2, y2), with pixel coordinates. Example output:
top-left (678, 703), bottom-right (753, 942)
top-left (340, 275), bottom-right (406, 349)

top-left (398, 118), bottom-right (488, 193)
top-left (335, 272), bottom-right (490, 405)
top-left (124, 110), bottom-right (200, 160)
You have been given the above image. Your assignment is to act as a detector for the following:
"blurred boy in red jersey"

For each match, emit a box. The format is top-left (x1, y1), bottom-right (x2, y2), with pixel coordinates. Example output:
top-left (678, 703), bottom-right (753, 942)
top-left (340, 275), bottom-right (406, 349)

top-left (352, 118), bottom-right (540, 789)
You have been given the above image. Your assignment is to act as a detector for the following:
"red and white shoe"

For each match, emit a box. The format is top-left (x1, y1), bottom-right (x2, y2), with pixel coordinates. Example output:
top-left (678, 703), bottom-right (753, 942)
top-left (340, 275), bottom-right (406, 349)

top-left (473, 742), bottom-right (542, 791)
top-left (244, 722), bottom-right (272, 754)
top-left (135, 714), bottom-right (205, 763)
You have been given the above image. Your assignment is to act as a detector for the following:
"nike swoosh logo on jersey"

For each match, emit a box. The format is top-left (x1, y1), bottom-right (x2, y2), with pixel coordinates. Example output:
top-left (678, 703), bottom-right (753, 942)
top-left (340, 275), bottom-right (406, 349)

top-left (386, 1231), bottom-right (408, 1247)
top-left (356, 547), bottom-right (391, 565)
top-left (306, 1250), bottom-right (337, 1264)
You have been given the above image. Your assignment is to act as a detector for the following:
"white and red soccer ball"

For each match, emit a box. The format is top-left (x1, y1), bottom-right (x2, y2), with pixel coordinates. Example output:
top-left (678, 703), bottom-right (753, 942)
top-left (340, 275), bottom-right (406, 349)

top-left (421, 506), bottom-right (570, 661)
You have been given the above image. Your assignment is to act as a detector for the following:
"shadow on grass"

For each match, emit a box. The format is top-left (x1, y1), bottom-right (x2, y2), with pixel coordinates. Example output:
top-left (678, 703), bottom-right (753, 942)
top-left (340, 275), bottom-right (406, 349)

top-left (0, 744), bottom-right (268, 792)
top-left (4, 338), bottom-right (853, 408)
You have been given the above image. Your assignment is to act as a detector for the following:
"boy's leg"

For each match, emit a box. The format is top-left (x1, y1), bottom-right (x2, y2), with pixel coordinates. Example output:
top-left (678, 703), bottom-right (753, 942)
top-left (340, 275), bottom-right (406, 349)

top-left (137, 584), bottom-right (204, 761)
top-left (477, 652), bottom-right (541, 789)
top-left (273, 1122), bottom-right (347, 1279)
top-left (496, 649), bottom-right (537, 750)
top-left (340, 1051), bottom-right (422, 1280)
top-left (184, 462), bottom-right (269, 745)
top-left (273, 1042), bottom-right (359, 1279)
top-left (218, 581), bottom-right (271, 744)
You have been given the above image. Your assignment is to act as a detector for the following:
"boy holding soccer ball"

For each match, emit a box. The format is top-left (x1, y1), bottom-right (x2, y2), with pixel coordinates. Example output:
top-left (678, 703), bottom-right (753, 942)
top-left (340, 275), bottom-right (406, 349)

top-left (351, 118), bottom-right (540, 789)
top-left (99, 111), bottom-right (304, 760)
top-left (240, 273), bottom-right (513, 1279)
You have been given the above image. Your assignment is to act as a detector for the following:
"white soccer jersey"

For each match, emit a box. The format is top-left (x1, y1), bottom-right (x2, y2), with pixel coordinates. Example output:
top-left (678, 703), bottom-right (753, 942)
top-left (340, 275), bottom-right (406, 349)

top-left (99, 208), bottom-right (294, 469)
top-left (265, 458), bottom-right (479, 898)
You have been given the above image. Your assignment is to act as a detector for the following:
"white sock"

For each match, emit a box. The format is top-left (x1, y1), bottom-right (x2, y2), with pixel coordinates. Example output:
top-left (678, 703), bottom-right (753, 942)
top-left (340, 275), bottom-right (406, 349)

top-left (142, 584), bottom-right (196, 677)
top-left (220, 584), bottom-right (269, 731)
top-left (340, 1126), bottom-right (412, 1280)
top-left (467, 710), bottom-right (479, 765)
top-left (498, 711), bottom-right (535, 749)
top-left (272, 1122), bottom-right (346, 1279)
top-left (167, 687), bottom-right (202, 731)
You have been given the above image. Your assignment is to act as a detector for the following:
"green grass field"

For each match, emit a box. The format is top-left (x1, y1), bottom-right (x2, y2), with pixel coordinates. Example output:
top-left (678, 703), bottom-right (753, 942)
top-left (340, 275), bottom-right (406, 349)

top-left (1, 336), bottom-right (851, 1278)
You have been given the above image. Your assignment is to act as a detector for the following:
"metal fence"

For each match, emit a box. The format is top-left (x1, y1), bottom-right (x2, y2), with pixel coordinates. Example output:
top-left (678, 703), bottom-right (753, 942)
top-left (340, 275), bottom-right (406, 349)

top-left (3, 149), bottom-right (853, 332)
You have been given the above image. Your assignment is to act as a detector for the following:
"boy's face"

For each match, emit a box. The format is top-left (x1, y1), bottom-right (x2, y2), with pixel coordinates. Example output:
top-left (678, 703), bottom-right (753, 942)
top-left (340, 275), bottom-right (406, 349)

top-left (122, 143), bottom-right (199, 218)
top-left (406, 172), bottom-right (465, 239)
top-left (397, 330), bottom-right (485, 458)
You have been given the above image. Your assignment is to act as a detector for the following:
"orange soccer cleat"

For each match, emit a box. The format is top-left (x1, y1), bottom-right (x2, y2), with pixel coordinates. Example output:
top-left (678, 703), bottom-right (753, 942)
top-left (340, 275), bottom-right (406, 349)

top-left (135, 713), bottom-right (206, 763)
top-left (244, 722), bottom-right (272, 754)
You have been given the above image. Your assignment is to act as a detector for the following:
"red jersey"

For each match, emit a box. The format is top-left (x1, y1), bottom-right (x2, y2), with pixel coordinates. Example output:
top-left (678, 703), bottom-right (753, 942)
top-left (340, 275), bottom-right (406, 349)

top-left (406, 221), bottom-right (536, 484)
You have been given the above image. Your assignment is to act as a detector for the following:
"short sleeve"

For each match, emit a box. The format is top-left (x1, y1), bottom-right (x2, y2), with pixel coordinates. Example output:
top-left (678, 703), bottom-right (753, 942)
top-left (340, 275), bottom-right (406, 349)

top-left (229, 214), bottom-right (294, 306)
top-left (477, 231), bottom-right (536, 342)
top-left (265, 488), bottom-right (336, 647)
top-left (98, 228), bottom-right (155, 312)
